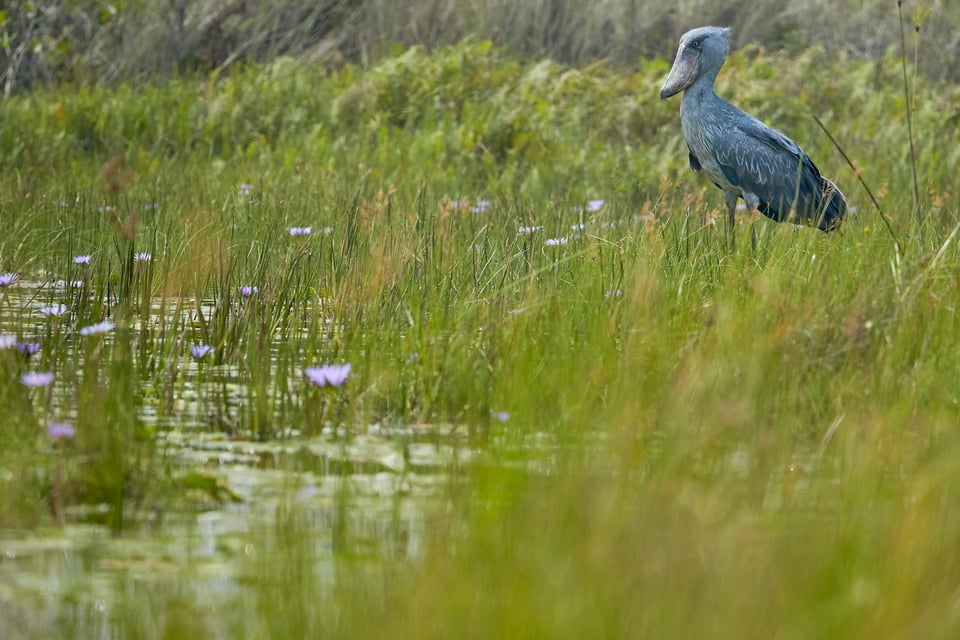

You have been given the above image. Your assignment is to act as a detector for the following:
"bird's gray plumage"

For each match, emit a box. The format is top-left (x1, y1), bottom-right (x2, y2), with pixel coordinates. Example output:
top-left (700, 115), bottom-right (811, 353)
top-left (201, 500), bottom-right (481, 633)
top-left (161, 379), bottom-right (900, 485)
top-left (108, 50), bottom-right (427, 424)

top-left (660, 26), bottom-right (846, 232)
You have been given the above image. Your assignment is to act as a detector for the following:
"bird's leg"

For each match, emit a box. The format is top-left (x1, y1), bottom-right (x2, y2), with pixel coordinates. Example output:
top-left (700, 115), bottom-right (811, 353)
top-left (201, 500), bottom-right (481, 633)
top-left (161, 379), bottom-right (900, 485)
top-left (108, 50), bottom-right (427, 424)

top-left (723, 192), bottom-right (738, 249)
top-left (742, 193), bottom-right (761, 253)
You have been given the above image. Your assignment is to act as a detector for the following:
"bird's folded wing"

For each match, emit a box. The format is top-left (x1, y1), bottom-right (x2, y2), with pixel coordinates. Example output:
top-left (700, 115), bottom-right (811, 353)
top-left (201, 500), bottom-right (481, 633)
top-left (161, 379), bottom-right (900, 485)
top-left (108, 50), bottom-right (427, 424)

top-left (709, 119), bottom-right (826, 220)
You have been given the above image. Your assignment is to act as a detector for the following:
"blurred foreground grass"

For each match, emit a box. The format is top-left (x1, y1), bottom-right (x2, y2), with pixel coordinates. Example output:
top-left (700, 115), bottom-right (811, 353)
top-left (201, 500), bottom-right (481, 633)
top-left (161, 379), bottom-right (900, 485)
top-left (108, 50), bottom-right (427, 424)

top-left (1, 40), bottom-right (959, 638)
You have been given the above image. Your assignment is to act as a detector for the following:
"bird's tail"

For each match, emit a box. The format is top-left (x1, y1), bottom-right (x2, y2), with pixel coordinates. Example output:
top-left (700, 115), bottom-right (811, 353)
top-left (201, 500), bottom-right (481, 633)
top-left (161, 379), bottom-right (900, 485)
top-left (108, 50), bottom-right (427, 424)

top-left (817, 178), bottom-right (846, 232)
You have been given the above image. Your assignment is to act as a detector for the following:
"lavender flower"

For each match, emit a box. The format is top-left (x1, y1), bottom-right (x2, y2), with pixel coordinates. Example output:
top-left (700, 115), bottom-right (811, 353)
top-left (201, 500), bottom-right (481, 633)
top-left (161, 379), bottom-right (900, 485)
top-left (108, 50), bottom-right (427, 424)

top-left (17, 342), bottom-right (41, 356)
top-left (288, 226), bottom-right (312, 237)
top-left (144, 202), bottom-right (159, 210)
top-left (518, 225), bottom-right (544, 235)
top-left (39, 304), bottom-right (68, 317)
top-left (0, 273), bottom-right (20, 287)
top-left (47, 422), bottom-right (76, 440)
top-left (0, 334), bottom-right (16, 349)
top-left (79, 320), bottom-right (115, 336)
top-left (239, 183), bottom-right (252, 196)
top-left (238, 286), bottom-right (259, 298)
top-left (21, 372), bottom-right (55, 387)
top-left (134, 253), bottom-right (152, 263)
top-left (492, 411), bottom-right (510, 423)
top-left (73, 255), bottom-right (92, 265)
top-left (570, 222), bottom-right (586, 231)
top-left (191, 344), bottom-right (215, 360)
top-left (305, 363), bottom-right (351, 388)
top-left (57, 279), bottom-right (85, 288)
top-left (471, 200), bottom-right (492, 213)
top-left (544, 237), bottom-right (568, 246)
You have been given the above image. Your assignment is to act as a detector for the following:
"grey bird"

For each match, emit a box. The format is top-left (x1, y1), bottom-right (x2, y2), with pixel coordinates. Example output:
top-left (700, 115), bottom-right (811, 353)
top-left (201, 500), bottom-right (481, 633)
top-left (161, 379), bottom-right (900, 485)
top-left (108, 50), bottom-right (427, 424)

top-left (660, 26), bottom-right (846, 232)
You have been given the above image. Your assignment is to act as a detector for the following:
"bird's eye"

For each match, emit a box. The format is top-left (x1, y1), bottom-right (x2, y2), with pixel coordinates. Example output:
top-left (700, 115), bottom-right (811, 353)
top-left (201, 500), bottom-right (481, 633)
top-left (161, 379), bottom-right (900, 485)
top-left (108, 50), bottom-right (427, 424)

top-left (690, 40), bottom-right (701, 50)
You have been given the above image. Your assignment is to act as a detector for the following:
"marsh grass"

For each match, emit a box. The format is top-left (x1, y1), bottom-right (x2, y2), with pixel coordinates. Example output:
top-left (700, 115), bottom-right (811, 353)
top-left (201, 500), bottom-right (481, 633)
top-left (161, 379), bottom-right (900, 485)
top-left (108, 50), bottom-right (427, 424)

top-left (0, 39), bottom-right (959, 638)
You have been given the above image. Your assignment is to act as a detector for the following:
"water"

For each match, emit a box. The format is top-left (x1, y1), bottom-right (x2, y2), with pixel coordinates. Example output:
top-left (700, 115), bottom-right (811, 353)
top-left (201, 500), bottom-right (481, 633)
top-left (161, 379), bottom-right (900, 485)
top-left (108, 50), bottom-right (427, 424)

top-left (0, 280), bottom-right (475, 634)
top-left (0, 423), bottom-right (461, 635)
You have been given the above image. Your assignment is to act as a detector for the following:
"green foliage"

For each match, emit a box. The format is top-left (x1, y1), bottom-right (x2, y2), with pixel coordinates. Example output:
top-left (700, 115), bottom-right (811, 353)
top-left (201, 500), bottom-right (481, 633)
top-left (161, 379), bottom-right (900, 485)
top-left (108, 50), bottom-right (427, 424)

top-left (2, 40), bottom-right (957, 204)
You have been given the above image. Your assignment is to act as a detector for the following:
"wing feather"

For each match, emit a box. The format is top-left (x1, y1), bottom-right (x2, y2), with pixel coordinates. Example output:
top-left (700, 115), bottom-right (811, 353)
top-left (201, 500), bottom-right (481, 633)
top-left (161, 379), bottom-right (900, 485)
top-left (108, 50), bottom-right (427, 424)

top-left (713, 117), bottom-right (828, 224)
top-left (687, 145), bottom-right (703, 172)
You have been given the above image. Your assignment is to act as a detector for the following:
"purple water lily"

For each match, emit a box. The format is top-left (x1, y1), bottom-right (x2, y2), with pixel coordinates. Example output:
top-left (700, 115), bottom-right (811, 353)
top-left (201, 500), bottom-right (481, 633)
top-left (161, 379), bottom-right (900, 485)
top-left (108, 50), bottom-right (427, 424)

top-left (0, 273), bottom-right (20, 287)
top-left (544, 237), bottom-right (568, 246)
top-left (238, 286), bottom-right (259, 298)
top-left (288, 226), bottom-right (312, 237)
top-left (21, 372), bottom-right (55, 387)
top-left (572, 200), bottom-right (606, 213)
top-left (73, 255), bottom-right (92, 265)
top-left (39, 304), bottom-right (68, 317)
top-left (471, 199), bottom-right (492, 214)
top-left (79, 320), bottom-right (115, 336)
top-left (190, 344), bottom-right (215, 360)
top-left (47, 422), bottom-right (76, 440)
top-left (518, 225), bottom-right (544, 235)
top-left (134, 253), bottom-right (152, 263)
top-left (305, 363), bottom-right (351, 388)
top-left (17, 342), bottom-right (41, 356)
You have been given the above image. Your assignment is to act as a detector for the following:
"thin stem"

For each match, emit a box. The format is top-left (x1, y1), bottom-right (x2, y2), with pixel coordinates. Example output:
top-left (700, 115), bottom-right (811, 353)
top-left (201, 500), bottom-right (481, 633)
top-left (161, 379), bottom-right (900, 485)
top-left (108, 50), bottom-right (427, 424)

top-left (898, 0), bottom-right (923, 236)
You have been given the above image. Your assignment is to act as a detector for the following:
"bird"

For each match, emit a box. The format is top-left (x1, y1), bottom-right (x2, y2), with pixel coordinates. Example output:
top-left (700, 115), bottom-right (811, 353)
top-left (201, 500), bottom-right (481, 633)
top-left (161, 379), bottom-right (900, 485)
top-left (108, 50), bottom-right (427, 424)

top-left (660, 26), bottom-right (846, 233)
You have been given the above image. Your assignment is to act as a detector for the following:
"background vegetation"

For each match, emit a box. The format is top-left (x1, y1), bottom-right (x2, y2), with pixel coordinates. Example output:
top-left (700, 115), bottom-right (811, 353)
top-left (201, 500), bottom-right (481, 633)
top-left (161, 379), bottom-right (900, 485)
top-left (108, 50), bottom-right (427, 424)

top-left (1, 1), bottom-right (960, 638)
top-left (1, 0), bottom-right (957, 93)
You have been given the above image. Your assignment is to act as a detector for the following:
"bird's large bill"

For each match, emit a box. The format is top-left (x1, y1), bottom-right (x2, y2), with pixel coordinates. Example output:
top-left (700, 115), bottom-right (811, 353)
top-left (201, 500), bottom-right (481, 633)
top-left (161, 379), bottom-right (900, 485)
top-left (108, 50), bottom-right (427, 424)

top-left (660, 49), bottom-right (698, 99)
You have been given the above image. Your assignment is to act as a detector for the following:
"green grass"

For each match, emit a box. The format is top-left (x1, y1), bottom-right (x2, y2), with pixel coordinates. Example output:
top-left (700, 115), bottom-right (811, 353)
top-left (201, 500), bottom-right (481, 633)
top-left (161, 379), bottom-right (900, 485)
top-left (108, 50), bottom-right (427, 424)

top-left (1, 40), bottom-right (959, 638)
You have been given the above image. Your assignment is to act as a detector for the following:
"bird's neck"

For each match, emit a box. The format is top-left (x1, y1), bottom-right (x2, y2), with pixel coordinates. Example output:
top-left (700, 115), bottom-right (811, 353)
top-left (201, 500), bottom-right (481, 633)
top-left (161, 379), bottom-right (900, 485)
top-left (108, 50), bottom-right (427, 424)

top-left (682, 72), bottom-right (719, 107)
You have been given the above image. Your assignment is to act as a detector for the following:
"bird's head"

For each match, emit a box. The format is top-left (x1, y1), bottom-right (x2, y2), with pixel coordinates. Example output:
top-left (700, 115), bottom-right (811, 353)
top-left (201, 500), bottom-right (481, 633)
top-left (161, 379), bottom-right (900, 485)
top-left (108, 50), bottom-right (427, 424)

top-left (660, 26), bottom-right (732, 99)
